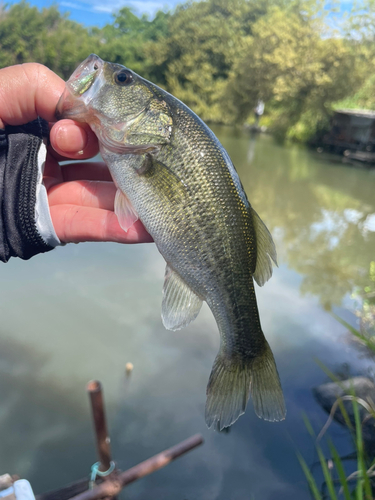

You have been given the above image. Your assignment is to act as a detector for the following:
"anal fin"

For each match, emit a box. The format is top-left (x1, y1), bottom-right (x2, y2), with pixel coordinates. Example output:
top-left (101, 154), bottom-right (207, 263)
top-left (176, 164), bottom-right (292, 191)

top-left (162, 265), bottom-right (202, 331)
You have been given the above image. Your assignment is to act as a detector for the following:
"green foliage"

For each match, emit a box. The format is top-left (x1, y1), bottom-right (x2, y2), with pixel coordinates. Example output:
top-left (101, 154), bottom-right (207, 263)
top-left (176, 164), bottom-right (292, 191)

top-left (329, 441), bottom-right (351, 499)
top-left (223, 4), bottom-right (362, 140)
top-left (334, 74), bottom-right (375, 112)
top-left (297, 451), bottom-right (324, 500)
top-left (0, 1), bottom-right (96, 79)
top-left (298, 434), bottom-right (358, 500)
top-left (299, 317), bottom-right (375, 499)
top-left (96, 8), bottom-right (170, 82)
top-left (333, 311), bottom-right (375, 355)
top-left (300, 392), bottom-right (375, 499)
top-left (148, 0), bottom-right (301, 122)
top-left (0, 0), bottom-right (374, 141)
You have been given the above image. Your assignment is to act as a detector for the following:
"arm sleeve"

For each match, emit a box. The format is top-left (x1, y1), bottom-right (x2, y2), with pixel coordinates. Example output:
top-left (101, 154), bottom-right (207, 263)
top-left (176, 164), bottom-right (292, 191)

top-left (0, 118), bottom-right (61, 263)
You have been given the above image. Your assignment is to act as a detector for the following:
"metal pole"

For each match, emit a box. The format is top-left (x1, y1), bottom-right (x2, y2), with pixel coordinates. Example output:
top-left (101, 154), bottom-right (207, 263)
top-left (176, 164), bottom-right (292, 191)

top-left (68, 434), bottom-right (204, 500)
top-left (86, 380), bottom-right (112, 473)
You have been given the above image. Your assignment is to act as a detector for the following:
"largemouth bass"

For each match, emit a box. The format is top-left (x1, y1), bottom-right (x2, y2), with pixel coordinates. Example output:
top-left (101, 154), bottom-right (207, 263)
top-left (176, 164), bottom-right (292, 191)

top-left (56, 54), bottom-right (286, 430)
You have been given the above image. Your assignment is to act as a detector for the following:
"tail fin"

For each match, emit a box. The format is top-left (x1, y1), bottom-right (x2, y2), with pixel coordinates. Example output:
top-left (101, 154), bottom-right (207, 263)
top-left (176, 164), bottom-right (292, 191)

top-left (205, 342), bottom-right (286, 431)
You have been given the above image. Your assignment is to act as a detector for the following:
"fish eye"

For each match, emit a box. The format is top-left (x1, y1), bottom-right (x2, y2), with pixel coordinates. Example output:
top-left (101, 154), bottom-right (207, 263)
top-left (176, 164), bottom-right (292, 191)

top-left (114, 70), bottom-right (133, 86)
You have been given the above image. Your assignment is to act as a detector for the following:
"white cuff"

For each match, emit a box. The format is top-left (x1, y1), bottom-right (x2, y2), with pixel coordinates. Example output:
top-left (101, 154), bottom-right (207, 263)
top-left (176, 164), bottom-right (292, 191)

top-left (35, 141), bottom-right (61, 248)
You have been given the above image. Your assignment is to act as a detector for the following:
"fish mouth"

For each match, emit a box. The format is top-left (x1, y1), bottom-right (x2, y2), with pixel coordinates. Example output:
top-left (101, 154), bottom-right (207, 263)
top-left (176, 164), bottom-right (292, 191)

top-left (56, 54), bottom-right (104, 121)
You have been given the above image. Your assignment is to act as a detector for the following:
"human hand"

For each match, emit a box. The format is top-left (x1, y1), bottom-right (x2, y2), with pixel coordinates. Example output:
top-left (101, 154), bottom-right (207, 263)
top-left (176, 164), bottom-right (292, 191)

top-left (0, 63), bottom-right (152, 244)
top-left (46, 132), bottom-right (152, 244)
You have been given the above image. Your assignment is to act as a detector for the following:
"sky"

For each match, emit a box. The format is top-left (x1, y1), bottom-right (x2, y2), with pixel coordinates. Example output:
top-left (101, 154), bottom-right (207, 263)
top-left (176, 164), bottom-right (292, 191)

top-left (5, 0), bottom-right (356, 28)
top-left (6, 0), bottom-right (182, 26)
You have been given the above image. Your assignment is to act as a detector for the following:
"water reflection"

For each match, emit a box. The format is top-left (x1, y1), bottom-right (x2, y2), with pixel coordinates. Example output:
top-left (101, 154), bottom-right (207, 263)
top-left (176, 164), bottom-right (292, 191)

top-left (215, 128), bottom-right (375, 310)
top-left (0, 131), bottom-right (374, 499)
top-left (0, 336), bottom-right (94, 491)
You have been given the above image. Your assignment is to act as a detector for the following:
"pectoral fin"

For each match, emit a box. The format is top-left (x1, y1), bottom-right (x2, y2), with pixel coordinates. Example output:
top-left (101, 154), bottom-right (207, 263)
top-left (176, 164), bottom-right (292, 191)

top-left (162, 265), bottom-right (202, 331)
top-left (114, 189), bottom-right (138, 232)
top-left (137, 154), bottom-right (187, 203)
top-left (251, 208), bottom-right (278, 287)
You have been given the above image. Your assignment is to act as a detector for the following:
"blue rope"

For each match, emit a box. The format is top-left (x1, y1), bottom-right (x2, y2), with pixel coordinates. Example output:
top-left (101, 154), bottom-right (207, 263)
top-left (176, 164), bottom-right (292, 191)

top-left (89, 461), bottom-right (116, 489)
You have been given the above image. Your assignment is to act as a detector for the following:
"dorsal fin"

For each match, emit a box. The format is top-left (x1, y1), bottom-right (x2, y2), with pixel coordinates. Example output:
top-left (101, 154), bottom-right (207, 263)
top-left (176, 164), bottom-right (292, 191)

top-left (251, 208), bottom-right (278, 287)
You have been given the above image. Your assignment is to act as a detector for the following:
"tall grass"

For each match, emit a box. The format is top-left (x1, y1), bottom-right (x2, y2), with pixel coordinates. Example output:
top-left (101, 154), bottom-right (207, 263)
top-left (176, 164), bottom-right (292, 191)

top-left (298, 317), bottom-right (375, 499)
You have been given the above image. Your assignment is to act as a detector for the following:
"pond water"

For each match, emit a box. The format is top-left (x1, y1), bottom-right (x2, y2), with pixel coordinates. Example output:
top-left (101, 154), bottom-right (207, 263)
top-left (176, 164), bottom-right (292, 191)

top-left (1, 129), bottom-right (375, 499)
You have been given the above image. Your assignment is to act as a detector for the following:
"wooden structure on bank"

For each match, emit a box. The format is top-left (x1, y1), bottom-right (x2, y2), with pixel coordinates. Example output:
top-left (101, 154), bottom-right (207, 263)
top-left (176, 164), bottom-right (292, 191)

top-left (320, 109), bottom-right (375, 163)
top-left (1, 381), bottom-right (203, 500)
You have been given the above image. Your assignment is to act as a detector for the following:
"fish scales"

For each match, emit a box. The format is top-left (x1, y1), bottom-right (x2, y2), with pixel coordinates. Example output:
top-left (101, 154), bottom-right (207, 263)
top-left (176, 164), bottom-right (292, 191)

top-left (57, 54), bottom-right (286, 430)
top-left (154, 106), bottom-right (259, 347)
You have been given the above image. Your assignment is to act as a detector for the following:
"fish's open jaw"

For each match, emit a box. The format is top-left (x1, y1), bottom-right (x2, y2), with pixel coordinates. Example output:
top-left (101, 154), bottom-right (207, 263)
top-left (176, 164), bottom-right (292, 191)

top-left (56, 54), bottom-right (105, 121)
top-left (68, 54), bottom-right (104, 96)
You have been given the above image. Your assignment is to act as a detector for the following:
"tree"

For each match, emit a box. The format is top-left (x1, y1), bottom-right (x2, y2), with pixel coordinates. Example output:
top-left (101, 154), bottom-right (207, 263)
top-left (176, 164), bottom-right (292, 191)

top-left (0, 0), bottom-right (370, 142)
top-left (96, 7), bottom-right (170, 82)
top-left (224, 4), bottom-right (362, 139)
top-left (0, 2), bottom-right (96, 79)
top-left (149, 0), bottom-right (286, 122)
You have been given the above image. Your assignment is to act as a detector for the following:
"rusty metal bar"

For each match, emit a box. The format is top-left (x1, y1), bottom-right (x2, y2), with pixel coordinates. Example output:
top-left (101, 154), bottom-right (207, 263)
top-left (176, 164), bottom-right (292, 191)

top-left (86, 380), bottom-right (112, 473)
top-left (68, 434), bottom-right (204, 500)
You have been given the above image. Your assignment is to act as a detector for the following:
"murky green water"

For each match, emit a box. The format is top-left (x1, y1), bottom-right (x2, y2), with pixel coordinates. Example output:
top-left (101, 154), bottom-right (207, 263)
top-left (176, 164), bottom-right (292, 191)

top-left (1, 130), bottom-right (374, 499)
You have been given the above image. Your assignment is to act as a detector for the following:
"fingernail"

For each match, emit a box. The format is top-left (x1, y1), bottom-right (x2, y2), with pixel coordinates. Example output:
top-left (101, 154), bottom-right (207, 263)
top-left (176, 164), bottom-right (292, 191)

top-left (55, 124), bottom-right (88, 153)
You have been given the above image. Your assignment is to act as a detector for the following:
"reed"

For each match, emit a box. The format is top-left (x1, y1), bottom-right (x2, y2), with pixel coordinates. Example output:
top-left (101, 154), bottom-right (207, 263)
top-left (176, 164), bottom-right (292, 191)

top-left (299, 318), bottom-right (375, 499)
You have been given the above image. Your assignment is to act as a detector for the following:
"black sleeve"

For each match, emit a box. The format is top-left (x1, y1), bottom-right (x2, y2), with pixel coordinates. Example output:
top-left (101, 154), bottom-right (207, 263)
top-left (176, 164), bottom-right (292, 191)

top-left (0, 118), bottom-right (56, 262)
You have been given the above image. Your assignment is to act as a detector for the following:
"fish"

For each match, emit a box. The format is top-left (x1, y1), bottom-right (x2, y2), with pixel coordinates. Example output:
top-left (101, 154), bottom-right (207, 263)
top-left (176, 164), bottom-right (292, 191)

top-left (56, 54), bottom-right (286, 430)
